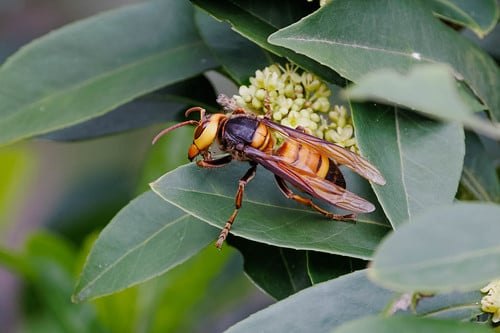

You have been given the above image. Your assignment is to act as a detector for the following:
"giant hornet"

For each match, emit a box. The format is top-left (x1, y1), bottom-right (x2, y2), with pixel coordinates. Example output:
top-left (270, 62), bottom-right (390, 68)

top-left (153, 95), bottom-right (386, 248)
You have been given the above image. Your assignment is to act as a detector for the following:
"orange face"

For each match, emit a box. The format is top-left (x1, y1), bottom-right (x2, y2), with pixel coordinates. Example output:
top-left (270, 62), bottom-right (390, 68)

top-left (188, 113), bottom-right (226, 160)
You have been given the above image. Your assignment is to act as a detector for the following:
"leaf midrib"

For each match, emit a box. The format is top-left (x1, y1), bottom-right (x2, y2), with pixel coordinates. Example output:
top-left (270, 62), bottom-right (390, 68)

top-left (272, 36), bottom-right (433, 62)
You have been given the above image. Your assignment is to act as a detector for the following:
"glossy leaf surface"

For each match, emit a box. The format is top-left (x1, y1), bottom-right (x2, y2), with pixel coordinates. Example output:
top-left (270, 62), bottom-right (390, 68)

top-left (0, 1), bottom-right (217, 145)
top-left (151, 163), bottom-right (391, 259)
top-left (269, 0), bottom-right (500, 122)
top-left (352, 103), bottom-right (465, 227)
top-left (73, 191), bottom-right (218, 302)
top-left (41, 76), bottom-right (217, 141)
top-left (192, 0), bottom-right (344, 85)
top-left (369, 202), bottom-right (500, 293)
top-left (226, 270), bottom-right (394, 332)
top-left (344, 64), bottom-right (500, 139)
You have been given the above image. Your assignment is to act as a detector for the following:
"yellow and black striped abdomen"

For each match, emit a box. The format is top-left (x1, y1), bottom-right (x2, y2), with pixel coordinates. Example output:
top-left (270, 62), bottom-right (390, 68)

top-left (251, 122), bottom-right (274, 153)
top-left (275, 140), bottom-right (329, 178)
top-left (275, 139), bottom-right (346, 188)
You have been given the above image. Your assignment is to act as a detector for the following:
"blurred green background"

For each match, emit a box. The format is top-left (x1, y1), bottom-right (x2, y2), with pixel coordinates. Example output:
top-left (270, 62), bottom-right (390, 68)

top-left (0, 1), bottom-right (273, 332)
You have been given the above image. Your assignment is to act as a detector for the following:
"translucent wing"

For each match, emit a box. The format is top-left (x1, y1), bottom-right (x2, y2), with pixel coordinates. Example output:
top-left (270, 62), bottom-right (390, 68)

top-left (244, 146), bottom-right (375, 213)
top-left (261, 118), bottom-right (386, 185)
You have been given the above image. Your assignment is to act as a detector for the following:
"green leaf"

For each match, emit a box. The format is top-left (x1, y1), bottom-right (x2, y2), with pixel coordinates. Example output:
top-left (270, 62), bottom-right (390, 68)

top-left (225, 270), bottom-right (394, 332)
top-left (41, 76), bottom-right (217, 141)
top-left (332, 315), bottom-right (492, 333)
top-left (192, 0), bottom-right (344, 85)
top-left (461, 131), bottom-right (500, 202)
top-left (343, 64), bottom-right (500, 140)
top-left (151, 163), bottom-right (391, 259)
top-left (73, 191), bottom-right (219, 302)
top-left (352, 103), bottom-right (465, 227)
top-left (195, 9), bottom-right (272, 85)
top-left (369, 202), bottom-right (500, 293)
top-left (429, 0), bottom-right (499, 38)
top-left (0, 0), bottom-right (218, 146)
top-left (269, 0), bottom-right (500, 122)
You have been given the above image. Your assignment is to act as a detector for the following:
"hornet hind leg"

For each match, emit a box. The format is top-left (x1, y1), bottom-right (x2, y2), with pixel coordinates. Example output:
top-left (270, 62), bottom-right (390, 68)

top-left (274, 175), bottom-right (356, 221)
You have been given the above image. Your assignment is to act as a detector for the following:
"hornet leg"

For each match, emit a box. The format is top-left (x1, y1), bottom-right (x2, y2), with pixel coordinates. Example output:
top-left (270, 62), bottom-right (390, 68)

top-left (196, 155), bottom-right (232, 168)
top-left (274, 175), bottom-right (356, 221)
top-left (216, 163), bottom-right (257, 248)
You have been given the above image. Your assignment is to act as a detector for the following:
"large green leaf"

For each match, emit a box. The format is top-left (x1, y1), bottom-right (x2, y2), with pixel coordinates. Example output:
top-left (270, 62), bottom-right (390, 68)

top-left (226, 269), bottom-right (484, 332)
top-left (332, 315), bottom-right (491, 333)
top-left (151, 163), bottom-right (391, 259)
top-left (73, 191), bottom-right (219, 302)
top-left (429, 0), bottom-right (499, 38)
top-left (344, 64), bottom-right (500, 140)
top-left (225, 270), bottom-right (394, 332)
top-left (369, 202), bottom-right (500, 293)
top-left (269, 0), bottom-right (500, 122)
top-left (191, 0), bottom-right (345, 85)
top-left (41, 76), bottom-right (217, 141)
top-left (352, 103), bottom-right (465, 227)
top-left (0, 0), bottom-right (218, 146)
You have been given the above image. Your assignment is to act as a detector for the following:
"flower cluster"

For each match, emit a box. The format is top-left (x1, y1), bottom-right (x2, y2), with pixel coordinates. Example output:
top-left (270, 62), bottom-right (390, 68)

top-left (481, 280), bottom-right (500, 323)
top-left (233, 64), bottom-right (358, 152)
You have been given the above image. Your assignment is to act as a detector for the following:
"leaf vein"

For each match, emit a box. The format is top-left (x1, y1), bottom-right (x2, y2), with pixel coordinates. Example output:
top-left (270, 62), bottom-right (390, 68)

top-left (278, 37), bottom-right (431, 61)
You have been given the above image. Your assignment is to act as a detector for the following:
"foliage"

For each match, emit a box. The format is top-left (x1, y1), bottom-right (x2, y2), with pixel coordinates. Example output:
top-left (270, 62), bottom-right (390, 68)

top-left (1, 0), bottom-right (500, 331)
